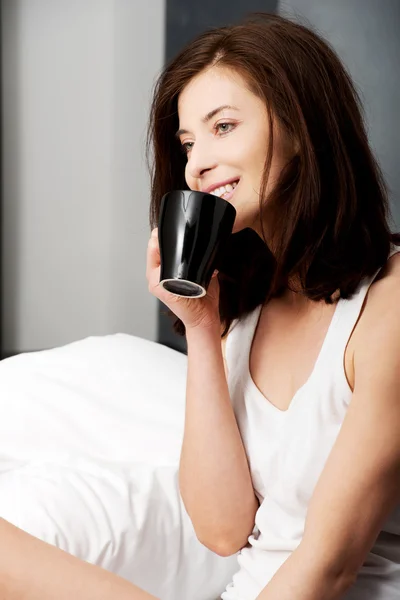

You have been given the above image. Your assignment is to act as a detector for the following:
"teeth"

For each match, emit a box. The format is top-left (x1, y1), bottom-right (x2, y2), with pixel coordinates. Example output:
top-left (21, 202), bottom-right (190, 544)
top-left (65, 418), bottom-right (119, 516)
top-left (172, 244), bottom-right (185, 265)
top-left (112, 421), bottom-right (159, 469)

top-left (210, 180), bottom-right (239, 198)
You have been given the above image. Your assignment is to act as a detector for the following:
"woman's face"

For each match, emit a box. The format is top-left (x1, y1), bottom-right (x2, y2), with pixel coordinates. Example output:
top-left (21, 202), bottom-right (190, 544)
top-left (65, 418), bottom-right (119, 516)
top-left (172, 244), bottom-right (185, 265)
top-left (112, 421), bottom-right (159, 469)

top-left (177, 65), bottom-right (291, 235)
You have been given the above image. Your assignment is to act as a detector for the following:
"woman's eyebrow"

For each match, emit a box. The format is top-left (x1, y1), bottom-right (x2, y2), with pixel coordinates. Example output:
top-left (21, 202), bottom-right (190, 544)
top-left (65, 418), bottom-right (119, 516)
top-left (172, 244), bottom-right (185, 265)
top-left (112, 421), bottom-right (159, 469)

top-left (175, 105), bottom-right (240, 138)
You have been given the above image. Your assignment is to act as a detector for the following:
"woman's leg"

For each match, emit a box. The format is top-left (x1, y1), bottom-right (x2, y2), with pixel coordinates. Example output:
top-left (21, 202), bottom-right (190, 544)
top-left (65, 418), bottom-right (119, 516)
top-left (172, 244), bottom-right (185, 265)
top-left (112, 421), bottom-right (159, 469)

top-left (0, 518), bottom-right (159, 600)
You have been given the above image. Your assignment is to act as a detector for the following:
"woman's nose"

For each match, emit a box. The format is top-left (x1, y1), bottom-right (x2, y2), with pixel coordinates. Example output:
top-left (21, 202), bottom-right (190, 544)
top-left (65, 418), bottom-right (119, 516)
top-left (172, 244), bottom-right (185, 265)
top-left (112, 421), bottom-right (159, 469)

top-left (187, 142), bottom-right (217, 180)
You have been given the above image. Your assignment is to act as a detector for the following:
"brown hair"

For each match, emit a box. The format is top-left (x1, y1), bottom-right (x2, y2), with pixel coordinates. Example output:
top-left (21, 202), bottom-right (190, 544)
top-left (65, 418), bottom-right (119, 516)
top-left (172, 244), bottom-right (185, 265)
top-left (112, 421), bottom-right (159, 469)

top-left (146, 12), bottom-right (400, 338)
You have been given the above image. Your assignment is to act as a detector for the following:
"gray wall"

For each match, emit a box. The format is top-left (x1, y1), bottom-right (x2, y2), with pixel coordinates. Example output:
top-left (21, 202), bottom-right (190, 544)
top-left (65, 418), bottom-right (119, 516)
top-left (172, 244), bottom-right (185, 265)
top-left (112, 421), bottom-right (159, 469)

top-left (279, 0), bottom-right (400, 227)
top-left (1, 0), bottom-right (165, 356)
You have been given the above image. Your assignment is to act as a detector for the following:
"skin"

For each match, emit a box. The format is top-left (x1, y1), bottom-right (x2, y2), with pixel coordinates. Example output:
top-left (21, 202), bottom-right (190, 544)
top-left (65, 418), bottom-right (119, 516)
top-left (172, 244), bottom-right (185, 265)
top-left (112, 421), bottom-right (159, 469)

top-left (177, 65), bottom-right (293, 239)
top-left (178, 65), bottom-right (400, 600)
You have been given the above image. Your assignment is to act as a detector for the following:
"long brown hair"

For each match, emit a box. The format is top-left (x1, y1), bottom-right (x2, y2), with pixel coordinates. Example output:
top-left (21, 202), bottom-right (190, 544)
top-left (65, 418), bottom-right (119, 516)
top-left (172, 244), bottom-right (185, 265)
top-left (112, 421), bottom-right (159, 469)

top-left (146, 12), bottom-right (400, 338)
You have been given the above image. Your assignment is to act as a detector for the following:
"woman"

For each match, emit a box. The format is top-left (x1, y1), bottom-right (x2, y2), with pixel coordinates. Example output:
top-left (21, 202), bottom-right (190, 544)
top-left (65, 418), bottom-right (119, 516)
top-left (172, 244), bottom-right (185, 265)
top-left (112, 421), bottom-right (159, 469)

top-left (146, 11), bottom-right (400, 600)
top-left (0, 12), bottom-right (399, 600)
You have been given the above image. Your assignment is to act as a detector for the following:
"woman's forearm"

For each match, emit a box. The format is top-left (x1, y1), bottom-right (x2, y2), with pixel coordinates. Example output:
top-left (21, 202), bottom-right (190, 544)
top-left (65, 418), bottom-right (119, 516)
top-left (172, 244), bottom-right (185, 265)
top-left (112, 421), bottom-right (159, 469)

top-left (0, 518), bottom-right (158, 600)
top-left (255, 543), bottom-right (356, 600)
top-left (179, 324), bottom-right (258, 555)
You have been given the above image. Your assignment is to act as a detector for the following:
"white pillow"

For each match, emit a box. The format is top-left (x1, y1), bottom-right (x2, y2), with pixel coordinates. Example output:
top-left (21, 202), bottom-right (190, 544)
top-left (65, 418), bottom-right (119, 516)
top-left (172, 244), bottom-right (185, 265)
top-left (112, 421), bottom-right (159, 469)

top-left (0, 334), bottom-right (238, 600)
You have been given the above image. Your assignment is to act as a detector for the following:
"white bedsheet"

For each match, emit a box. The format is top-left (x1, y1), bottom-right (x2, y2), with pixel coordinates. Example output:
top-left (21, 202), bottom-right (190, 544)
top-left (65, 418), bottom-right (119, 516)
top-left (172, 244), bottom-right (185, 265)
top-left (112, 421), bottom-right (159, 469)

top-left (0, 333), bottom-right (238, 599)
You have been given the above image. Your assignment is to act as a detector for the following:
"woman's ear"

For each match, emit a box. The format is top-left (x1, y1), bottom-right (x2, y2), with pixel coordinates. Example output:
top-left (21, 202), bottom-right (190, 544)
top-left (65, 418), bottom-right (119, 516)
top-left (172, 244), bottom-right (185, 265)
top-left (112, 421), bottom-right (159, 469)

top-left (292, 136), bottom-right (300, 155)
top-left (275, 117), bottom-right (299, 158)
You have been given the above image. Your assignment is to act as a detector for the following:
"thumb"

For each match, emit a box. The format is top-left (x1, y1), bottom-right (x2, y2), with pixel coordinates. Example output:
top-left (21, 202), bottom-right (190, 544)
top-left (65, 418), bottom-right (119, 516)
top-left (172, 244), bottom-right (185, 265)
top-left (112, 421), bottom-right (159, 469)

top-left (206, 270), bottom-right (220, 300)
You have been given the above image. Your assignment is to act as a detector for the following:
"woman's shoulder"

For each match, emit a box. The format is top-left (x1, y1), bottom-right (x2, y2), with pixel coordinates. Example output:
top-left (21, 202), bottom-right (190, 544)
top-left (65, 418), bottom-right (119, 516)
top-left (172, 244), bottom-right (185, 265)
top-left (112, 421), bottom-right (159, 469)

top-left (370, 249), bottom-right (400, 297)
top-left (353, 251), bottom-right (400, 358)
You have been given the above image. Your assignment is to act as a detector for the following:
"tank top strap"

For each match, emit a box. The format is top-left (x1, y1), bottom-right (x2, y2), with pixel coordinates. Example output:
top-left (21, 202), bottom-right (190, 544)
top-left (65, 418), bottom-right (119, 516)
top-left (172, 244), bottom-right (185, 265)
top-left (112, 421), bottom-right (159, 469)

top-left (316, 243), bottom-right (400, 372)
top-left (225, 305), bottom-right (262, 390)
top-left (388, 243), bottom-right (400, 260)
top-left (225, 244), bottom-right (400, 391)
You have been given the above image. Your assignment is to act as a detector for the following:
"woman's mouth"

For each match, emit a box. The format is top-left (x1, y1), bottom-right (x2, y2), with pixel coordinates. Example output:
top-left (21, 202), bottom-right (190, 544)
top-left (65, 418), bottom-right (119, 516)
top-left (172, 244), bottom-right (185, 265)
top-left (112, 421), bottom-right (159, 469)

top-left (210, 179), bottom-right (240, 201)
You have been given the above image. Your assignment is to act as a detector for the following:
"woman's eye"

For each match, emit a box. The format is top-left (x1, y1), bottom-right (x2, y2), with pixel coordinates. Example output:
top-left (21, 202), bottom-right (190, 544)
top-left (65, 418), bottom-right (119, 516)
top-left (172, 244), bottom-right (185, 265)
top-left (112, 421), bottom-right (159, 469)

top-left (180, 122), bottom-right (236, 155)
top-left (215, 122), bottom-right (236, 134)
top-left (181, 141), bottom-right (194, 155)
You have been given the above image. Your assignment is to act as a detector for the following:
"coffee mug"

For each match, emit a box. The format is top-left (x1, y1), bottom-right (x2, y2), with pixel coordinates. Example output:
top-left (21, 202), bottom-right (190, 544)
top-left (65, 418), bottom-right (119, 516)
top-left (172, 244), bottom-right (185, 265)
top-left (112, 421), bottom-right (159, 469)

top-left (158, 190), bottom-right (236, 298)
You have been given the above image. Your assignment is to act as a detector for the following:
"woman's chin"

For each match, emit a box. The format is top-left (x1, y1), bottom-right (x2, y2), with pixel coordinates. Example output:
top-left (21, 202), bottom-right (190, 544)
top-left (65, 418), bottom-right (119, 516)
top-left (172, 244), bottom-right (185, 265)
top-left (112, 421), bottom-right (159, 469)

top-left (231, 212), bottom-right (245, 234)
top-left (231, 217), bottom-right (252, 235)
top-left (231, 222), bottom-right (243, 234)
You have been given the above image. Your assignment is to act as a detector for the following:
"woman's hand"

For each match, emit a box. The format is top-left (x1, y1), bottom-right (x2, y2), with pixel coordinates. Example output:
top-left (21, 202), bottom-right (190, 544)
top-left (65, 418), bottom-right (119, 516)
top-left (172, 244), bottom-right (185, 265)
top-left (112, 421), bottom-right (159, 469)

top-left (146, 228), bottom-right (221, 332)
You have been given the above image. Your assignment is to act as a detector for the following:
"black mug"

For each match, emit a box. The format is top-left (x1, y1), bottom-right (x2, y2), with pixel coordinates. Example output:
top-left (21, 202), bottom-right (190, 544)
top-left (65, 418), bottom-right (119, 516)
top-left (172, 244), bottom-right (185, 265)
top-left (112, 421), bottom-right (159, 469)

top-left (158, 190), bottom-right (236, 298)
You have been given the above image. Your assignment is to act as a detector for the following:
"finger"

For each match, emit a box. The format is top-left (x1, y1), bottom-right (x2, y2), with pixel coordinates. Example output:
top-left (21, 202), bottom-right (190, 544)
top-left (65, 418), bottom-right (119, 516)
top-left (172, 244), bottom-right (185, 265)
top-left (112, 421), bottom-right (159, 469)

top-left (146, 236), bottom-right (160, 280)
top-left (148, 264), bottom-right (161, 294)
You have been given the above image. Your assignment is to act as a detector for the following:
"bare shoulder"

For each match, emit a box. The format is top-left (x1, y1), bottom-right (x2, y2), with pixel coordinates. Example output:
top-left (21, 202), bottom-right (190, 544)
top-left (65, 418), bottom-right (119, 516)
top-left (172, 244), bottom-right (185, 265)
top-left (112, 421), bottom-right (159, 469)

top-left (354, 252), bottom-right (400, 360)
top-left (364, 251), bottom-right (400, 313)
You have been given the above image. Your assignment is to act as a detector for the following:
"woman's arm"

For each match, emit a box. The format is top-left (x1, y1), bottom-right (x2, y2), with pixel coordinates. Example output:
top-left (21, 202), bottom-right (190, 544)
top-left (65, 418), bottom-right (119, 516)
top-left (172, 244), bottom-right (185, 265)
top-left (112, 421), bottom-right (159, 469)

top-left (0, 518), bottom-right (158, 600)
top-left (254, 270), bottom-right (400, 600)
top-left (179, 323), bottom-right (259, 557)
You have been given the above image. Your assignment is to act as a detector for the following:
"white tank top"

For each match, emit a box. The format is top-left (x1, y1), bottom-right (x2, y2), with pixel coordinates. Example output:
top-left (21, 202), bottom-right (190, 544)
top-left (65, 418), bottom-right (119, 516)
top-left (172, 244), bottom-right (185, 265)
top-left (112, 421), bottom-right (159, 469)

top-left (221, 245), bottom-right (400, 600)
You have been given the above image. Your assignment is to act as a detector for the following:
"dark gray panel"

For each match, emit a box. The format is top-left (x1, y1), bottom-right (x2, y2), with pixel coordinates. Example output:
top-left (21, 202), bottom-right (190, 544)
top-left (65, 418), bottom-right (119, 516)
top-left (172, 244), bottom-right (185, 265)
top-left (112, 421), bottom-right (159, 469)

top-left (160, 0), bottom-right (278, 353)
top-left (279, 0), bottom-right (400, 228)
top-left (166, 0), bottom-right (278, 62)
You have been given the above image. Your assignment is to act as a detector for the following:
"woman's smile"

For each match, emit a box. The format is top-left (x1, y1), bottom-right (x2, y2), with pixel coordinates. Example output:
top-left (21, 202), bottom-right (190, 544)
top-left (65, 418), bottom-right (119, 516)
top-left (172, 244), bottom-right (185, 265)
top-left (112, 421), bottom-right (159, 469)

top-left (209, 179), bottom-right (240, 201)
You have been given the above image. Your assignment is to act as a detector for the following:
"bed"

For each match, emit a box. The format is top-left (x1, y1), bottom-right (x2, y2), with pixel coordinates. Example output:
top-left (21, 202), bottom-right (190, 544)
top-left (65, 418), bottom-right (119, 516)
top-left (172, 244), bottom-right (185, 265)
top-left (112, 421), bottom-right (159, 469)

top-left (0, 332), bottom-right (238, 599)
